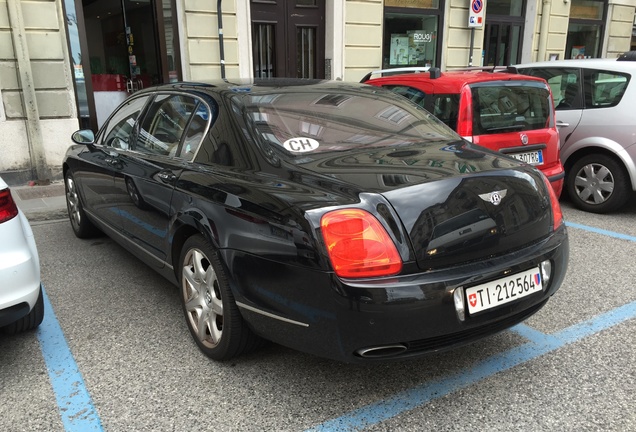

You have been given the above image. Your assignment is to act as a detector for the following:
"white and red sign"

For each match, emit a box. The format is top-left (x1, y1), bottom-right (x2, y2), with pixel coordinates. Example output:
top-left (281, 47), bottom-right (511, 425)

top-left (468, 0), bottom-right (486, 28)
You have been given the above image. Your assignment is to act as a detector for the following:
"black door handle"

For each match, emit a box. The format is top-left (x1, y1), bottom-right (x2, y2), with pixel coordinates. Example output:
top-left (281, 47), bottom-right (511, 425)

top-left (157, 171), bottom-right (177, 183)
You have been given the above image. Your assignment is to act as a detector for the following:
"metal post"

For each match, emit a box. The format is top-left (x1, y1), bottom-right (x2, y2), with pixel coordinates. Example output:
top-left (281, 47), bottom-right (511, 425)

top-left (469, 28), bottom-right (475, 67)
top-left (217, 0), bottom-right (226, 79)
top-left (6, 0), bottom-right (50, 181)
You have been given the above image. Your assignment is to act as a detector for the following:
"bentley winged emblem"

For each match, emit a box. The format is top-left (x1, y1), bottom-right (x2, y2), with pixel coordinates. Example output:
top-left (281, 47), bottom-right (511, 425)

top-left (479, 189), bottom-right (507, 206)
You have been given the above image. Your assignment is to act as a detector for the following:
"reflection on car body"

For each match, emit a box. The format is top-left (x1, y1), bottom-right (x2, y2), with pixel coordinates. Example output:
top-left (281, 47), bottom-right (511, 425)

top-left (63, 80), bottom-right (568, 363)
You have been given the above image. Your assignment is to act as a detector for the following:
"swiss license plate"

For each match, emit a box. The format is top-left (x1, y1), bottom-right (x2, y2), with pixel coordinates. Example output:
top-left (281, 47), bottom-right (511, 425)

top-left (465, 267), bottom-right (543, 314)
top-left (511, 150), bottom-right (544, 165)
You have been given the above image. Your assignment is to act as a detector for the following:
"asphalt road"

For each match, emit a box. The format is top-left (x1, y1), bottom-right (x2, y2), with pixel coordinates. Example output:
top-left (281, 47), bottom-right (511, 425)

top-left (1, 199), bottom-right (636, 432)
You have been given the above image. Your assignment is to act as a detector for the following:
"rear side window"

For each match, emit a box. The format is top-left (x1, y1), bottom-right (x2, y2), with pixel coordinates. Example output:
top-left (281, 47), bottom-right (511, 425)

top-left (471, 83), bottom-right (551, 136)
top-left (518, 68), bottom-right (582, 111)
top-left (429, 94), bottom-right (460, 131)
top-left (383, 86), bottom-right (460, 131)
top-left (588, 71), bottom-right (629, 108)
top-left (136, 94), bottom-right (199, 157)
top-left (383, 85), bottom-right (427, 108)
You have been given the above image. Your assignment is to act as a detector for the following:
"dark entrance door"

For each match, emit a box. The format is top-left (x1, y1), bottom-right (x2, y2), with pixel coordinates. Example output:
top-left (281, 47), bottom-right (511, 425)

top-left (483, 22), bottom-right (523, 66)
top-left (65, 0), bottom-right (181, 129)
top-left (251, 0), bottom-right (325, 78)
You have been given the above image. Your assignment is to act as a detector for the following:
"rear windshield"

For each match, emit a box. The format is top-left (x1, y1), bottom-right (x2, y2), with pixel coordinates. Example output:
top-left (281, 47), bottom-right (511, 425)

top-left (231, 87), bottom-right (459, 164)
top-left (471, 83), bottom-right (552, 136)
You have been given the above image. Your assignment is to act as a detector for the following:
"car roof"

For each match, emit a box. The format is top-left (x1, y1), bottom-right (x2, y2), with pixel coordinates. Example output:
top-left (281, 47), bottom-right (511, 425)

top-left (364, 70), bottom-right (547, 94)
top-left (136, 78), bottom-right (364, 97)
top-left (514, 58), bottom-right (636, 71)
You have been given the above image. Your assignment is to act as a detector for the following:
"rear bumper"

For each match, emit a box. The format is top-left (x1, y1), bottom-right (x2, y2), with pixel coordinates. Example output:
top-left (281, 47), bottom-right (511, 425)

top-left (225, 225), bottom-right (568, 363)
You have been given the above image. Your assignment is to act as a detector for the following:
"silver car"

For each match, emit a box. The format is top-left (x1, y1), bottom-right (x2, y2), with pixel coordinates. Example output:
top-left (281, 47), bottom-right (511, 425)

top-left (515, 56), bottom-right (636, 213)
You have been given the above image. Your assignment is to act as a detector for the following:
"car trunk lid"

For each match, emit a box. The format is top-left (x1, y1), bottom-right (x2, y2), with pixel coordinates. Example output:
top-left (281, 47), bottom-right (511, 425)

top-left (381, 169), bottom-right (552, 270)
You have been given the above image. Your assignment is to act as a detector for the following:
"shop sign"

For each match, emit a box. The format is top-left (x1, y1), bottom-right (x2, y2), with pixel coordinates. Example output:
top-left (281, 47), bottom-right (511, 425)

top-left (385, 0), bottom-right (436, 9)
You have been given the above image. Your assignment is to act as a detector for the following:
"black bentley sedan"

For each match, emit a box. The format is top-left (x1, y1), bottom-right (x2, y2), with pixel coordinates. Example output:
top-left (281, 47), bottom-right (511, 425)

top-left (63, 80), bottom-right (568, 363)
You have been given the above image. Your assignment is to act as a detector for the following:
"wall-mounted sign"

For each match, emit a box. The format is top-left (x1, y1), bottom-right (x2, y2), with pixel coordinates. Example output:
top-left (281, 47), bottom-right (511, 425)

top-left (468, 0), bottom-right (486, 28)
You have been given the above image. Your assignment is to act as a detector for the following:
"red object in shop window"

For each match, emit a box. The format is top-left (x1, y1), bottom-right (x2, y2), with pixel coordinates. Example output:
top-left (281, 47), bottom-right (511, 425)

top-left (91, 74), bottom-right (127, 92)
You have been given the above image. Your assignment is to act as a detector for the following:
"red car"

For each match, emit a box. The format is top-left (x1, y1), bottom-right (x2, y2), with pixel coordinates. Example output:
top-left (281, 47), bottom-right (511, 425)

top-left (363, 68), bottom-right (565, 197)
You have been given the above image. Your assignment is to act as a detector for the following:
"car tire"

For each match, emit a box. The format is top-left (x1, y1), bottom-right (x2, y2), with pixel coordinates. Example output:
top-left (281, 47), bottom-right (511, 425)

top-left (65, 172), bottom-right (100, 238)
top-left (1, 285), bottom-right (44, 334)
top-left (179, 235), bottom-right (263, 360)
top-left (566, 154), bottom-right (631, 213)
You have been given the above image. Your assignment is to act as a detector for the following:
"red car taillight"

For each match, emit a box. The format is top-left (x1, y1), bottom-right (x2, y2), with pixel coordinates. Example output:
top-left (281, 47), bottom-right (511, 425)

top-left (320, 209), bottom-right (403, 278)
top-left (0, 188), bottom-right (19, 223)
top-left (542, 174), bottom-right (563, 231)
top-left (456, 88), bottom-right (473, 137)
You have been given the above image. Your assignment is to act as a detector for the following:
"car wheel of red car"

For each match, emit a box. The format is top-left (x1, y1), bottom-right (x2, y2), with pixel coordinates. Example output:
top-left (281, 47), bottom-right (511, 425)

top-left (179, 235), bottom-right (262, 360)
top-left (1, 285), bottom-right (44, 334)
top-left (65, 172), bottom-right (101, 238)
top-left (567, 153), bottom-right (631, 213)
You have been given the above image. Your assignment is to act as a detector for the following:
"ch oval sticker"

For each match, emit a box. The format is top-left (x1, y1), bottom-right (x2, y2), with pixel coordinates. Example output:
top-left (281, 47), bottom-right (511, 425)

top-left (283, 137), bottom-right (320, 153)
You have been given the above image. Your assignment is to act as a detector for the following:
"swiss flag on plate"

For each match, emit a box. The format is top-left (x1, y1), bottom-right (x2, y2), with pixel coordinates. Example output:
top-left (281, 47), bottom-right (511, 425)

top-left (468, 293), bottom-right (477, 308)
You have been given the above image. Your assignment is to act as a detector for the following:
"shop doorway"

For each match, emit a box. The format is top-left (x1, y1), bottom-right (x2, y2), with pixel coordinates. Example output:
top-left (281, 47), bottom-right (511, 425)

top-left (251, 1), bottom-right (325, 78)
top-left (65, 0), bottom-right (181, 129)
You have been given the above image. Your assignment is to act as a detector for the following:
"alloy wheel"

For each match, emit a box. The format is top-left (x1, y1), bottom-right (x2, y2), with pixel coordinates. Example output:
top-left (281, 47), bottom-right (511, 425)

top-left (181, 248), bottom-right (224, 348)
top-left (66, 176), bottom-right (82, 228)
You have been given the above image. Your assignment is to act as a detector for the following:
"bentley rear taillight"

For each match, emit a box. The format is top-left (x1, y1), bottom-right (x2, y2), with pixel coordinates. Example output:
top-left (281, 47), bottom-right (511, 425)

top-left (320, 209), bottom-right (402, 278)
top-left (0, 188), bottom-right (18, 224)
top-left (543, 174), bottom-right (563, 230)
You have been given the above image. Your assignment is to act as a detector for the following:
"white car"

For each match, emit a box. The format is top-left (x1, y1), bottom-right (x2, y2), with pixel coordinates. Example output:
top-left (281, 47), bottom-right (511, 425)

top-left (0, 177), bottom-right (44, 333)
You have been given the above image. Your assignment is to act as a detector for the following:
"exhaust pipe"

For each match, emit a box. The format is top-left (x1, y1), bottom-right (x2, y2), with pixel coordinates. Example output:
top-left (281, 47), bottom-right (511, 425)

top-left (356, 344), bottom-right (408, 358)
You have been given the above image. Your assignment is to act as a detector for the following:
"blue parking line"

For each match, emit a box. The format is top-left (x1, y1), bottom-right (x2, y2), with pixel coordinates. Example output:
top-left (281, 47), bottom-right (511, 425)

top-left (306, 301), bottom-right (636, 432)
top-left (566, 221), bottom-right (636, 242)
top-left (37, 288), bottom-right (104, 432)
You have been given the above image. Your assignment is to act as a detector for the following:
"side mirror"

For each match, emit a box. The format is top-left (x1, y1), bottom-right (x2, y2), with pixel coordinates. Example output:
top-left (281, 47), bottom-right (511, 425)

top-left (71, 129), bottom-right (95, 145)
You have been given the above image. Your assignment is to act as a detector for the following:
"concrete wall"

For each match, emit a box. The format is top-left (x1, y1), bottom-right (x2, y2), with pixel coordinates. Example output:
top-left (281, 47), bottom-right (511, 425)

top-left (0, 0), bottom-right (78, 183)
top-left (343, 0), bottom-right (383, 81)
top-left (445, 0), bottom-right (484, 68)
top-left (606, 0), bottom-right (636, 58)
top-left (181, 0), bottom-right (240, 80)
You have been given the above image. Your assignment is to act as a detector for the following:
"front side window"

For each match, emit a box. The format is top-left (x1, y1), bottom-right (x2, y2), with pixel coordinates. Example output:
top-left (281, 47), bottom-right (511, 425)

top-left (471, 83), bottom-right (552, 135)
top-left (99, 96), bottom-right (150, 149)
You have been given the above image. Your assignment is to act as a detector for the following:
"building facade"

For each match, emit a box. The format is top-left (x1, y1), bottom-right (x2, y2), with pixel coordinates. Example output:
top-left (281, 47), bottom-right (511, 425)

top-left (1, 0), bottom-right (634, 184)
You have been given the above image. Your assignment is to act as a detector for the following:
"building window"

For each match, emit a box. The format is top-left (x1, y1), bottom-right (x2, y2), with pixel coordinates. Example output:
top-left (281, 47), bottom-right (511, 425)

top-left (566, 0), bottom-right (607, 59)
top-left (383, 0), bottom-right (443, 69)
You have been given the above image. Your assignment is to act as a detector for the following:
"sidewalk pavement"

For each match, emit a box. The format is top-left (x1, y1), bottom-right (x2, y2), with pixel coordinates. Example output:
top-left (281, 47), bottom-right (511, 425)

top-left (11, 181), bottom-right (68, 222)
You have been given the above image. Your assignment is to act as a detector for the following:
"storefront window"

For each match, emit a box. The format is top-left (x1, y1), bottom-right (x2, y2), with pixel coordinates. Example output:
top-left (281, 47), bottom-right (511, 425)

top-left (383, 13), bottom-right (440, 69)
top-left (566, 24), bottom-right (602, 59)
top-left (566, 0), bottom-right (606, 59)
